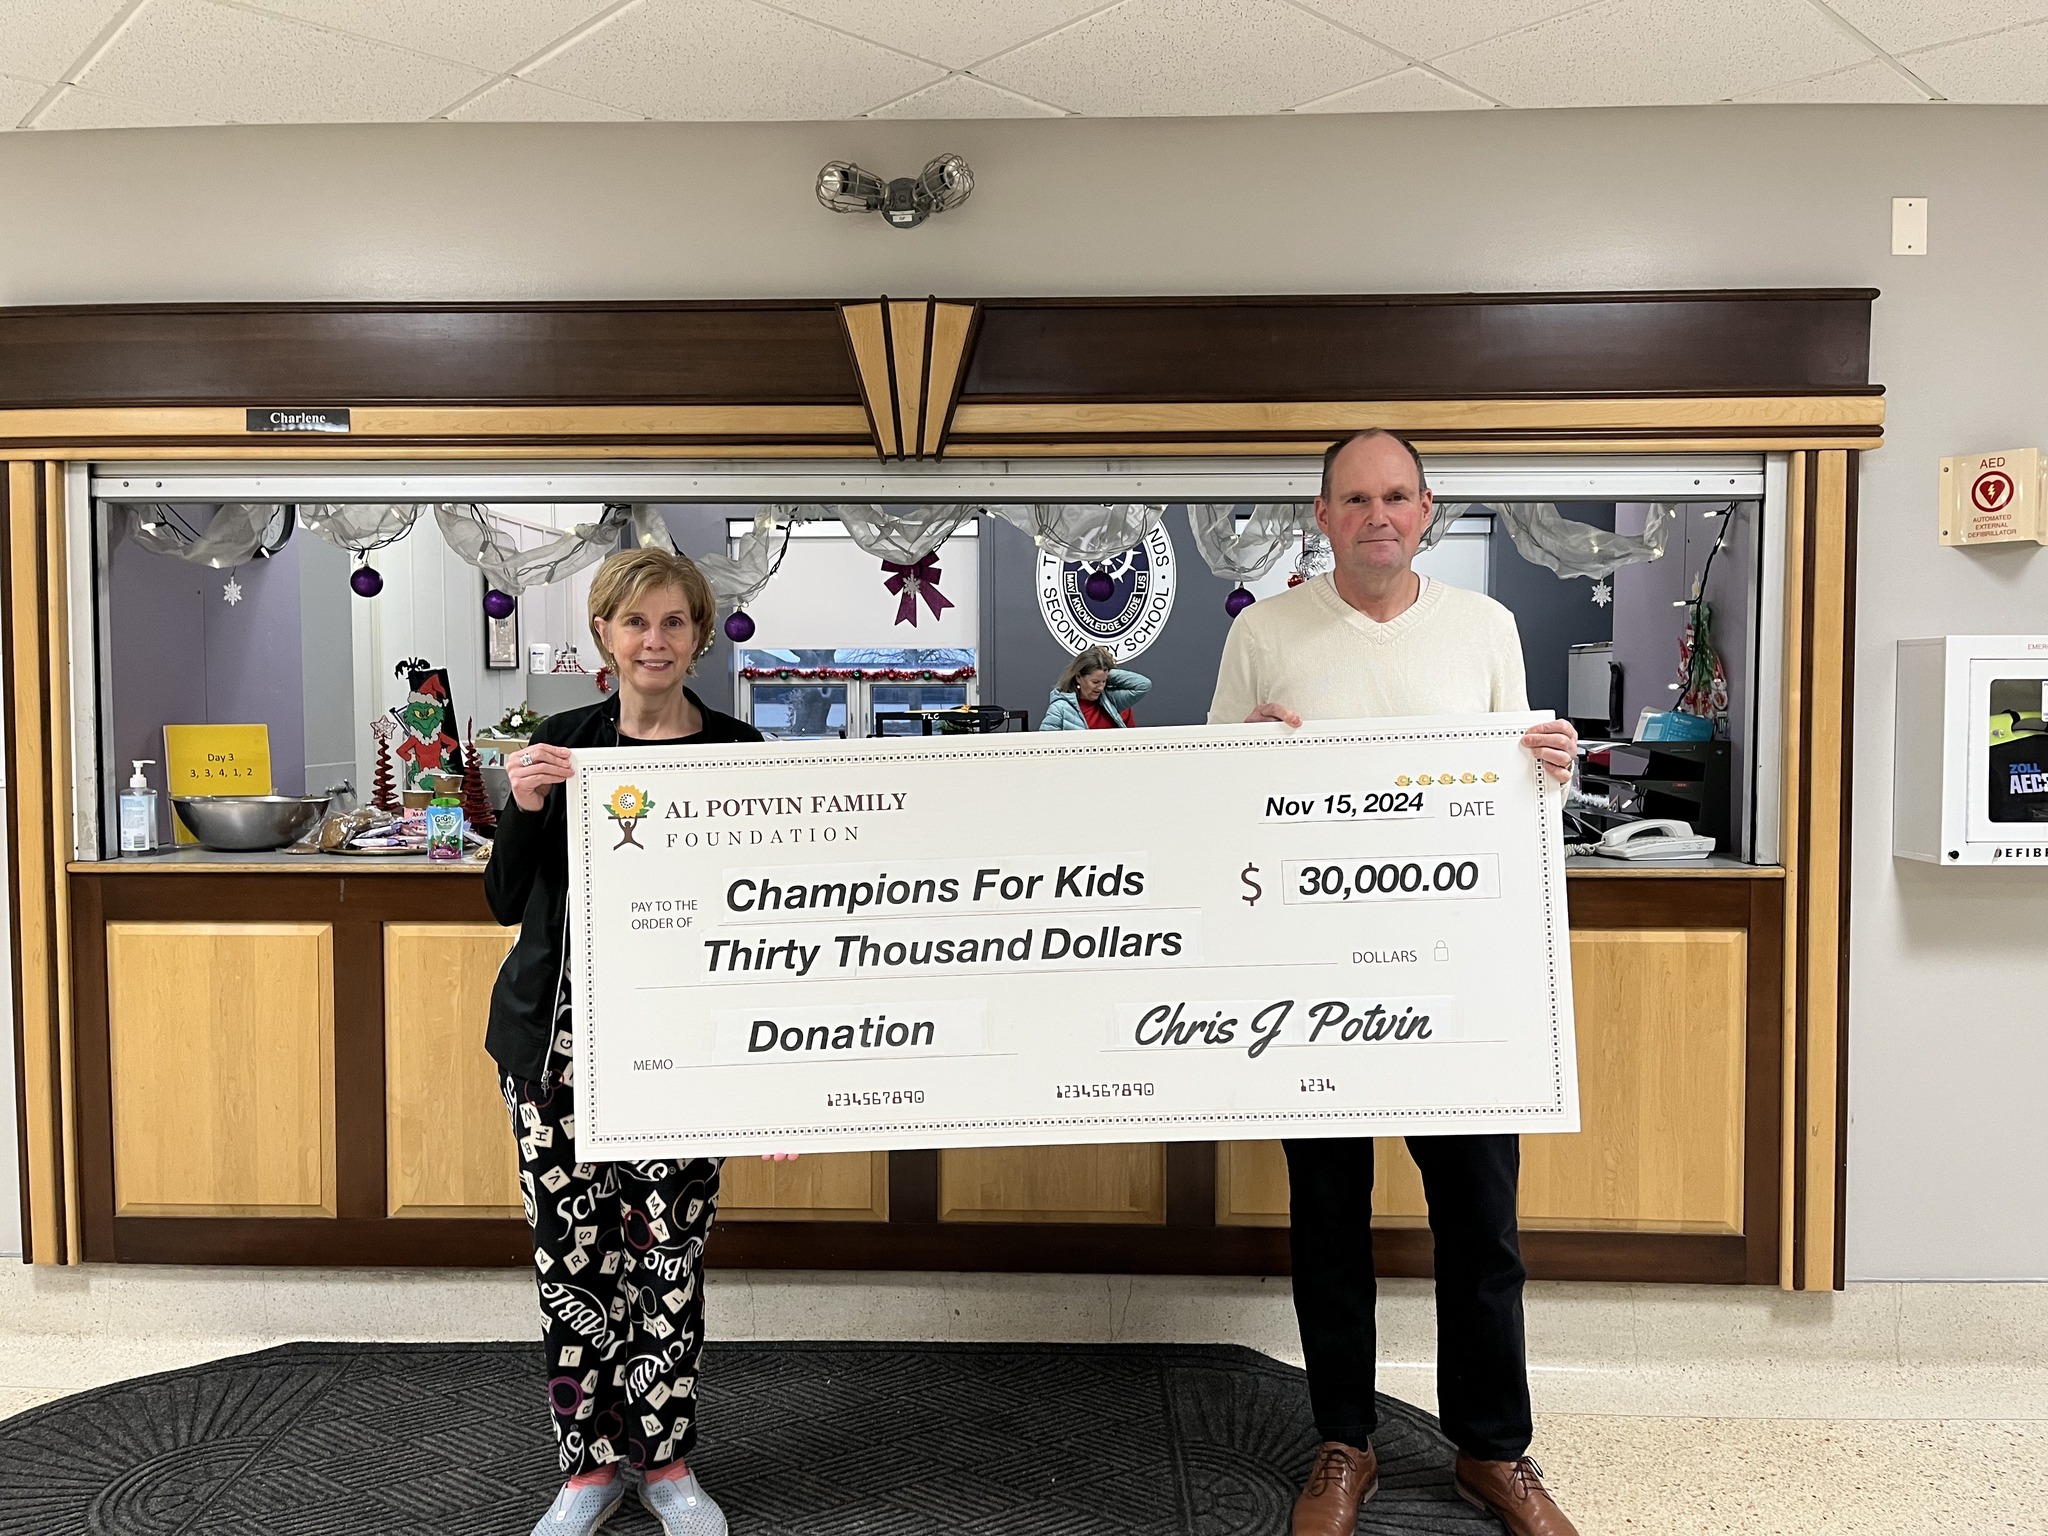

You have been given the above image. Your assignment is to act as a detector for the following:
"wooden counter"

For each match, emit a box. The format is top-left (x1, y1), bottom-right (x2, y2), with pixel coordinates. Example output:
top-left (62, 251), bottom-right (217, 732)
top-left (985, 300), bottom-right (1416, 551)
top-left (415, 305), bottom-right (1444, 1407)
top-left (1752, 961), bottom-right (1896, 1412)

top-left (64, 856), bottom-right (1784, 1282)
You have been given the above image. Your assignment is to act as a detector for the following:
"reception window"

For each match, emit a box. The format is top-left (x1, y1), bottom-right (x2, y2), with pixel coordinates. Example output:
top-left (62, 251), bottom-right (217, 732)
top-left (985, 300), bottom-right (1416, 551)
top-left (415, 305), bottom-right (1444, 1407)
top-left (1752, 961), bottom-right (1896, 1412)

top-left (727, 519), bottom-right (979, 739)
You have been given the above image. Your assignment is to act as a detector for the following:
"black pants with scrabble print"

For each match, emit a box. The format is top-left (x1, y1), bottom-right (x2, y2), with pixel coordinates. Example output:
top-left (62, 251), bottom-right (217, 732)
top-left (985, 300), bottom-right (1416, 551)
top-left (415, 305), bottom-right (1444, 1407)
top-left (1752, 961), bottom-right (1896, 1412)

top-left (503, 1049), bottom-right (722, 1477)
top-left (1283, 1133), bottom-right (1532, 1463)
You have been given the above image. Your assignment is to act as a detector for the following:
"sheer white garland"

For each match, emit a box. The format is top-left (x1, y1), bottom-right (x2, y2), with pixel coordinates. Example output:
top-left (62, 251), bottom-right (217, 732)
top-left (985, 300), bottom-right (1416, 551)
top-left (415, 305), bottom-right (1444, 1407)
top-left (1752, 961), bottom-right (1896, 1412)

top-left (1184, 503), bottom-right (1318, 583)
top-left (429, 502), bottom-right (634, 594)
top-left (295, 502), bottom-right (425, 555)
top-left (122, 499), bottom-right (1331, 611)
top-left (1441, 501), bottom-right (1675, 578)
top-left (118, 503), bottom-right (286, 568)
top-left (800, 503), bottom-right (977, 565)
top-left (690, 511), bottom-right (792, 610)
top-left (985, 503), bottom-right (1165, 562)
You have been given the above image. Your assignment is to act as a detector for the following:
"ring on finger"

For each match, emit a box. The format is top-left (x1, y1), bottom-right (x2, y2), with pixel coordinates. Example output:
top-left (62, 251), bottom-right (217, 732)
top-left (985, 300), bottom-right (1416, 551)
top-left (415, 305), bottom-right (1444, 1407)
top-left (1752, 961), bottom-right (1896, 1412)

top-left (519, 751), bottom-right (533, 767)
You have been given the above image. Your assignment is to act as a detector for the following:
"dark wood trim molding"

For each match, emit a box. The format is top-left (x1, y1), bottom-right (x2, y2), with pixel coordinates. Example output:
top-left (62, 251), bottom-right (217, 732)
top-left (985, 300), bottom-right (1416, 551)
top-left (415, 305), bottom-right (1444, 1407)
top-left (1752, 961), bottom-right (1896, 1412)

top-left (0, 291), bottom-right (1877, 435)
top-left (957, 291), bottom-right (1877, 405)
top-left (1832, 466), bottom-right (1860, 1291)
top-left (100, 1212), bottom-right (1744, 1282)
top-left (0, 301), bottom-right (864, 410)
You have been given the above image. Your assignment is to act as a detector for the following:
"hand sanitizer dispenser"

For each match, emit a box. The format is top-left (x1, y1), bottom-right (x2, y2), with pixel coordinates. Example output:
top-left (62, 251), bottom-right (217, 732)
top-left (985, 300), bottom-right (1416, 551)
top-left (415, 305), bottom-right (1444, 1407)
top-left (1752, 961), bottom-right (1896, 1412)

top-left (119, 760), bottom-right (159, 853)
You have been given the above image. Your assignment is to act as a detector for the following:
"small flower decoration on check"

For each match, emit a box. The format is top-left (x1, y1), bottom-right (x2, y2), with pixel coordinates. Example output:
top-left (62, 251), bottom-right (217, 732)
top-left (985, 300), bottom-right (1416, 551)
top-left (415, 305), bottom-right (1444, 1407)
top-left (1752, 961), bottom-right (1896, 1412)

top-left (605, 784), bottom-right (656, 850)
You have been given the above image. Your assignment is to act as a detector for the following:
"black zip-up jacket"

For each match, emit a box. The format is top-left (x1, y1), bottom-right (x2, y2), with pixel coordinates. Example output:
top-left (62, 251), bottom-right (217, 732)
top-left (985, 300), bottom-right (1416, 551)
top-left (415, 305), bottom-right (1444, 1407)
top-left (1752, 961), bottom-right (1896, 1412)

top-left (483, 689), bottom-right (763, 1082)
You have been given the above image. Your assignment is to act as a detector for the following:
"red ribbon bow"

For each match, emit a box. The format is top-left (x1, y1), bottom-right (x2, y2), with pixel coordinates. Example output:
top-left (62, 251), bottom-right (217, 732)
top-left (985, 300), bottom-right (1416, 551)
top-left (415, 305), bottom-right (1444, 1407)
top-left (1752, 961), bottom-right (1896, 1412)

top-left (881, 553), bottom-right (955, 627)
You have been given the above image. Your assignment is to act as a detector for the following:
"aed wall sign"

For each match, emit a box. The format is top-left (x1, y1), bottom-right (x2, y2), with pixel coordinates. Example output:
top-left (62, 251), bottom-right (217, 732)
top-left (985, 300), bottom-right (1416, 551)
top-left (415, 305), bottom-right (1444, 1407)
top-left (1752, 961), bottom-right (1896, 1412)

top-left (1940, 448), bottom-right (2046, 546)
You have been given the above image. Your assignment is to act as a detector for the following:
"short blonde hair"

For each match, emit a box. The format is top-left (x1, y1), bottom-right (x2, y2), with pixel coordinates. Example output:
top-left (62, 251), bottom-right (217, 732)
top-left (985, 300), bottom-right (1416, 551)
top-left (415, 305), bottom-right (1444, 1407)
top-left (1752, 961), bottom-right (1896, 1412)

top-left (587, 547), bottom-right (719, 672)
top-left (1057, 646), bottom-right (1116, 695)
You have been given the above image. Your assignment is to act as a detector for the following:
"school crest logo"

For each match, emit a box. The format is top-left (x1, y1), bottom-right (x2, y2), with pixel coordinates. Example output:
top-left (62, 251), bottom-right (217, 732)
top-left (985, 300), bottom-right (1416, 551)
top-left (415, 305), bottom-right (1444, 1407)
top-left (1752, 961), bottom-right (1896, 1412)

top-left (1035, 524), bottom-right (1178, 661)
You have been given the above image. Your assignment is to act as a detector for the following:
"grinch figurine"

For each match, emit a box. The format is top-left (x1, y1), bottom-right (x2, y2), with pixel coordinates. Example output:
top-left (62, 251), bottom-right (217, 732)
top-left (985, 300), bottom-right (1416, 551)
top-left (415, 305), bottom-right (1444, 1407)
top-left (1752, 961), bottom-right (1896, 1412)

top-left (391, 657), bottom-right (461, 792)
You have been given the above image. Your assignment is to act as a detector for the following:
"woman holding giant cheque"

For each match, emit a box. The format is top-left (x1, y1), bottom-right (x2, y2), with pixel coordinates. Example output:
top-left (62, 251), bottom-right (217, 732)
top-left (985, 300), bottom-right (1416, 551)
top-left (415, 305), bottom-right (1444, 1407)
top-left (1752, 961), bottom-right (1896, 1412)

top-left (486, 548), bottom-right (784, 1536)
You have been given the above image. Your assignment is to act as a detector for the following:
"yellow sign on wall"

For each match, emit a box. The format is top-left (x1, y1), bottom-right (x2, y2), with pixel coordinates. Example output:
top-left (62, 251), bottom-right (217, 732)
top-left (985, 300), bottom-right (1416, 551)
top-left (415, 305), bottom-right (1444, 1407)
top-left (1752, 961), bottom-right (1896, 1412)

top-left (161, 724), bottom-right (273, 844)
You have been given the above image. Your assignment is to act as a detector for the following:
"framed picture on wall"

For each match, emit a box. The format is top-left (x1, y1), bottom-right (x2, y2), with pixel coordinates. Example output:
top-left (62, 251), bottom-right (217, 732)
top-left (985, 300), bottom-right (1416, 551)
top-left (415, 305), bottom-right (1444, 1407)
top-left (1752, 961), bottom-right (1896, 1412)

top-left (484, 580), bottom-right (519, 670)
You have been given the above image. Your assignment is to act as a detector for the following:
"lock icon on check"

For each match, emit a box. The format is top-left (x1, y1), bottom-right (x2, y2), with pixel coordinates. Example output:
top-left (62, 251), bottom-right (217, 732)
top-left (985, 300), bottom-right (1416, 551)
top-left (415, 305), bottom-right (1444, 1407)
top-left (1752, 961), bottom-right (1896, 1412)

top-left (1434, 941), bottom-right (1450, 962)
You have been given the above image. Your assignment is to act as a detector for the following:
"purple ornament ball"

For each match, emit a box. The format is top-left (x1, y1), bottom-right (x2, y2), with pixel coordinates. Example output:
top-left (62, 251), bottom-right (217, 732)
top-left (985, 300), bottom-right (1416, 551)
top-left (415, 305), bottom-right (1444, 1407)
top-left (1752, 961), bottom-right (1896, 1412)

top-left (483, 588), bottom-right (517, 621)
top-left (1224, 586), bottom-right (1256, 617)
top-left (723, 609), bottom-right (756, 643)
top-left (350, 564), bottom-right (384, 598)
top-left (1083, 569), bottom-right (1116, 603)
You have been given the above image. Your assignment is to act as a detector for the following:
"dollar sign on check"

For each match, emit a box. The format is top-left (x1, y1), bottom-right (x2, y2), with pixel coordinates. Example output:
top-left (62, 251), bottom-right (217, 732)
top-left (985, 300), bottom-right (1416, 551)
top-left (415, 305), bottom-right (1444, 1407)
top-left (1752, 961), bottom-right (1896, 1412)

top-left (1240, 863), bottom-right (1263, 906)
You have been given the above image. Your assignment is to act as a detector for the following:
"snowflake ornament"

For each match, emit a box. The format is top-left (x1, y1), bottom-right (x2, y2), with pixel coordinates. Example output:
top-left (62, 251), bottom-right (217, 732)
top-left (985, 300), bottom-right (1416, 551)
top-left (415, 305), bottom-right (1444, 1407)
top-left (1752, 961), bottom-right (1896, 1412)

top-left (1590, 578), bottom-right (1612, 608)
top-left (222, 578), bottom-right (244, 606)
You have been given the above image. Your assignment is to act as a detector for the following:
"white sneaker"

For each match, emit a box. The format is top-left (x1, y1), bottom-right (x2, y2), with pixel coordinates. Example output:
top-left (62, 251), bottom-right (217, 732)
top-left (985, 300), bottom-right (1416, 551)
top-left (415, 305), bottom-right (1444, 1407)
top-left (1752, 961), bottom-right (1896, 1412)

top-left (531, 1476), bottom-right (626, 1536)
top-left (639, 1469), bottom-right (728, 1536)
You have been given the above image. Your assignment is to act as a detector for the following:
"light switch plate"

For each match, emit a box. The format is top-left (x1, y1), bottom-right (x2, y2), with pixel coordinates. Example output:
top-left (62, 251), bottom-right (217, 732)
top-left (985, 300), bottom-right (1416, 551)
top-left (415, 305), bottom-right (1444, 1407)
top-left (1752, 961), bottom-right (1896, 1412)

top-left (1892, 196), bottom-right (1927, 255)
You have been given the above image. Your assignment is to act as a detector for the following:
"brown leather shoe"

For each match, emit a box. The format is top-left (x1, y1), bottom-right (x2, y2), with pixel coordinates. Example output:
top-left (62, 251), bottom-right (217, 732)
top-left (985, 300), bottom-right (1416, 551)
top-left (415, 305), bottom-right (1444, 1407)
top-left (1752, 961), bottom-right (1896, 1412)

top-left (1453, 1453), bottom-right (1580, 1536)
top-left (1291, 1440), bottom-right (1378, 1536)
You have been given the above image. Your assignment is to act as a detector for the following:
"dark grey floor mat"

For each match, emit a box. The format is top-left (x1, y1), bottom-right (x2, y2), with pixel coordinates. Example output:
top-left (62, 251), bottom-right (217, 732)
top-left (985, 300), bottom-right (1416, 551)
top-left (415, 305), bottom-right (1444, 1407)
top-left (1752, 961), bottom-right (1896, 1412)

top-left (0, 1340), bottom-right (1501, 1534)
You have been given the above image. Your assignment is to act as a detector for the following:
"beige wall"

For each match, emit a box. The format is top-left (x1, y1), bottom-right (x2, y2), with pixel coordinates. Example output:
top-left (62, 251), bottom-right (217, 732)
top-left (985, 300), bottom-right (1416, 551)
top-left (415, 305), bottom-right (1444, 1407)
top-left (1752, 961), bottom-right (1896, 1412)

top-left (3, 106), bottom-right (2045, 1278)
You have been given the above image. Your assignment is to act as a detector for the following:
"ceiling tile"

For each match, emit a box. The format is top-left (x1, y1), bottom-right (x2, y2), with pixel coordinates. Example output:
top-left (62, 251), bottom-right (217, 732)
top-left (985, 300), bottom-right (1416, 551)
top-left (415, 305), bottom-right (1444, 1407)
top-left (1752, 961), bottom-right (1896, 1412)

top-left (77, 0), bottom-right (492, 122)
top-left (866, 72), bottom-right (1065, 118)
top-left (1736, 58), bottom-right (1927, 102)
top-left (0, 0), bottom-right (134, 84)
top-left (1439, 0), bottom-right (1872, 106)
top-left (766, 0), bottom-right (1114, 69)
top-left (977, 0), bottom-right (1407, 116)
top-left (1295, 66), bottom-right (1494, 112)
top-left (445, 76), bottom-right (643, 122)
top-left (244, 0), bottom-right (620, 75)
top-left (1820, 0), bottom-right (2048, 55)
top-left (1906, 16), bottom-right (2048, 100)
top-left (1294, 0), bottom-right (1595, 62)
top-left (0, 73), bottom-right (50, 128)
top-left (529, 0), bottom-right (944, 120)
top-left (31, 80), bottom-right (217, 129)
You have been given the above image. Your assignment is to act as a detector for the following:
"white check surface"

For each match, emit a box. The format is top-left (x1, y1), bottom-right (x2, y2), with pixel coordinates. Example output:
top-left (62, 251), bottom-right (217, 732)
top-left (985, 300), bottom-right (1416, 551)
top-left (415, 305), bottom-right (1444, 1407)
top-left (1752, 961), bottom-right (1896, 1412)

top-left (568, 716), bottom-right (1578, 1158)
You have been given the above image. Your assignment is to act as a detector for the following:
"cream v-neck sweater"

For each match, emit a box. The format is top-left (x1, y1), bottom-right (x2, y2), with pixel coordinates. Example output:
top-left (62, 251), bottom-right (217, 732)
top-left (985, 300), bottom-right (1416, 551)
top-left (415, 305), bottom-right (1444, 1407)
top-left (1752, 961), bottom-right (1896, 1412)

top-left (1207, 574), bottom-right (1530, 725)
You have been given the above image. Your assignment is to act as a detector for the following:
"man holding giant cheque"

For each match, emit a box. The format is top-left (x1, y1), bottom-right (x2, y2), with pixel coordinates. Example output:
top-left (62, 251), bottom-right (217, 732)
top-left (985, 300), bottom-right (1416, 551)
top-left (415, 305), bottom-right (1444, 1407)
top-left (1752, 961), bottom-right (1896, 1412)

top-left (558, 434), bottom-right (1584, 1536)
top-left (1211, 429), bottom-right (1581, 1536)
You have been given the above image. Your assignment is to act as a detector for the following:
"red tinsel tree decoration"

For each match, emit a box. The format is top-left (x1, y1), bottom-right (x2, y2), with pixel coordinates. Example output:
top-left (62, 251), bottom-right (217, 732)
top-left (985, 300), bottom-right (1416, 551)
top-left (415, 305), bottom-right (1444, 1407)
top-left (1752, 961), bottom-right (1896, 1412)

top-left (370, 716), bottom-right (399, 813)
top-left (460, 717), bottom-right (495, 835)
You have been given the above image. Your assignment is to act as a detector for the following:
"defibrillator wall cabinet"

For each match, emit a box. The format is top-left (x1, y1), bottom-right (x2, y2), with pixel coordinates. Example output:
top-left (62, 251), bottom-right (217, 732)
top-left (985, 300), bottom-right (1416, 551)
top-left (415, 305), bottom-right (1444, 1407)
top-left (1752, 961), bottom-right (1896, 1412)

top-left (1894, 636), bottom-right (2048, 864)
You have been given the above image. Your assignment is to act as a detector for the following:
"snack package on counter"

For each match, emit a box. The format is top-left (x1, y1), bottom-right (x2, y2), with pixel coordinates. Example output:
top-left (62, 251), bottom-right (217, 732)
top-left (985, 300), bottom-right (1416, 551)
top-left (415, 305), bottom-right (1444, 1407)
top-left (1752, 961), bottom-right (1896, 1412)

top-left (287, 806), bottom-right (399, 854)
top-left (425, 795), bottom-right (466, 861)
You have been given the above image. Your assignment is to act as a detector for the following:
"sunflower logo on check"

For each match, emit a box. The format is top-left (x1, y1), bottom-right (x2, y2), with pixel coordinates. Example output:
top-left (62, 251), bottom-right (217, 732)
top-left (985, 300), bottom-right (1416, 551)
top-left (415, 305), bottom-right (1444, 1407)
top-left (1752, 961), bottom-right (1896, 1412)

top-left (605, 784), bottom-right (656, 850)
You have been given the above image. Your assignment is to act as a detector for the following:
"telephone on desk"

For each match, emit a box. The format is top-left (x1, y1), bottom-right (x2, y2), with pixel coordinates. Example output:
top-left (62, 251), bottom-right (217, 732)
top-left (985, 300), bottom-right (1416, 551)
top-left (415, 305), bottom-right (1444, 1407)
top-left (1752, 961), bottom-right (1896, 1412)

top-left (1588, 818), bottom-right (1716, 861)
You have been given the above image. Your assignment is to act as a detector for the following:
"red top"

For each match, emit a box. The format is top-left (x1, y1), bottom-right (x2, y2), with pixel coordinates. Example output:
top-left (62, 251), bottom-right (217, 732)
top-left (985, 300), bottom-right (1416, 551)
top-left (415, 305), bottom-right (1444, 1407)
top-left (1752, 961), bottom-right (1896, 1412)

top-left (1079, 697), bottom-right (1133, 730)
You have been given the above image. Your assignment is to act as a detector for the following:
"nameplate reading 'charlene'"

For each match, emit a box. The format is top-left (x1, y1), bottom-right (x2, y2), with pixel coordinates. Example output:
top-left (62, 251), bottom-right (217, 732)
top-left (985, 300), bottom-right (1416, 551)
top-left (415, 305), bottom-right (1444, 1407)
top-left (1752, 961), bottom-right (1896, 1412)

top-left (566, 716), bottom-right (1580, 1159)
top-left (244, 407), bottom-right (351, 433)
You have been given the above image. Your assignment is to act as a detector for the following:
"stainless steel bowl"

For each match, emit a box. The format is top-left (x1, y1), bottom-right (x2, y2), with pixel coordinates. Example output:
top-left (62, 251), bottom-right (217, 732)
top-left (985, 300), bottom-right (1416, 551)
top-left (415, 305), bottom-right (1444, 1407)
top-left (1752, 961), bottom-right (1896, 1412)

top-left (172, 794), bottom-right (331, 852)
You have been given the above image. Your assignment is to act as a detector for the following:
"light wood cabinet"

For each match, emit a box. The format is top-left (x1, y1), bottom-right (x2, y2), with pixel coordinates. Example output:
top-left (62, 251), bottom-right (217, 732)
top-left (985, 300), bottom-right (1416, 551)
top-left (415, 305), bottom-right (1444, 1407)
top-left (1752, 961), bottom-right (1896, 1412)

top-left (1520, 928), bottom-right (1747, 1233)
top-left (719, 1153), bottom-right (890, 1222)
top-left (384, 923), bottom-right (887, 1222)
top-left (384, 923), bottom-right (522, 1220)
top-left (1217, 928), bottom-right (1748, 1235)
top-left (940, 1143), bottom-right (1165, 1224)
top-left (107, 921), bottom-right (335, 1217)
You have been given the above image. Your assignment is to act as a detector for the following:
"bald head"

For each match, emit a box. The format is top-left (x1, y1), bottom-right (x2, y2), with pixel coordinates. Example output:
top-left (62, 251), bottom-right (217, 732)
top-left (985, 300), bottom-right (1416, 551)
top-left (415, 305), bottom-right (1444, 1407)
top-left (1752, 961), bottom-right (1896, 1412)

top-left (1321, 430), bottom-right (1429, 501)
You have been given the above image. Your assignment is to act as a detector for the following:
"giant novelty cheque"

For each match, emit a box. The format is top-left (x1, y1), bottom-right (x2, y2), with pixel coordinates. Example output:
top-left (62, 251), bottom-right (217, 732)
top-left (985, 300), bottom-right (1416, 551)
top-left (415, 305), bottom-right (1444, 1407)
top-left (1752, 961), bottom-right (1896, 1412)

top-left (567, 717), bottom-right (1580, 1159)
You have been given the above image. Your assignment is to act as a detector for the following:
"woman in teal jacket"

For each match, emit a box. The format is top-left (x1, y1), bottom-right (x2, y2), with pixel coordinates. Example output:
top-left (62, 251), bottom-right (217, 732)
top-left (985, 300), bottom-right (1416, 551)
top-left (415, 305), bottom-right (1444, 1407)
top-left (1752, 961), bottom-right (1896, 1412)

top-left (1040, 645), bottom-right (1151, 730)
